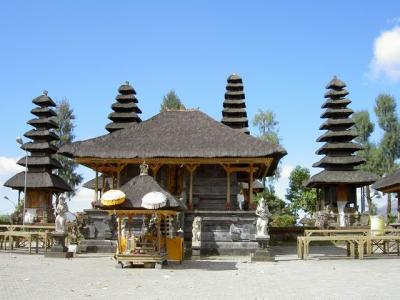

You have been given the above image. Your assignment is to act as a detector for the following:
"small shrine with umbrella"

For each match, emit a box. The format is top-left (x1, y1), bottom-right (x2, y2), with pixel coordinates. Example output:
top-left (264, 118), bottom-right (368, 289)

top-left (99, 163), bottom-right (186, 268)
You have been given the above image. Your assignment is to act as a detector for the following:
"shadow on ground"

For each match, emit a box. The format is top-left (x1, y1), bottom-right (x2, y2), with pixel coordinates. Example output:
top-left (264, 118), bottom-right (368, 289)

top-left (168, 260), bottom-right (238, 271)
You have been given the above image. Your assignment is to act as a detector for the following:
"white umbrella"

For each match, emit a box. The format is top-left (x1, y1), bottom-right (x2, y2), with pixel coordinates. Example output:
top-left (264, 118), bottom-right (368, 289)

top-left (141, 191), bottom-right (167, 209)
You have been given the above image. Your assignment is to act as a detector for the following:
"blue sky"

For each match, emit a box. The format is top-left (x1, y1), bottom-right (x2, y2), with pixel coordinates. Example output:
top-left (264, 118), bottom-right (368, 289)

top-left (1, 1), bottom-right (400, 213)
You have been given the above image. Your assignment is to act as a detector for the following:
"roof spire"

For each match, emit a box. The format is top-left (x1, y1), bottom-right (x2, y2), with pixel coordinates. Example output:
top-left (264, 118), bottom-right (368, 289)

top-left (221, 73), bottom-right (250, 135)
top-left (105, 81), bottom-right (142, 133)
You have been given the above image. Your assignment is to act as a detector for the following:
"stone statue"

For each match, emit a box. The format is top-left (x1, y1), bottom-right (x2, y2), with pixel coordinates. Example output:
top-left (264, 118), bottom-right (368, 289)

top-left (255, 198), bottom-right (271, 238)
top-left (192, 216), bottom-right (202, 247)
top-left (55, 196), bottom-right (68, 233)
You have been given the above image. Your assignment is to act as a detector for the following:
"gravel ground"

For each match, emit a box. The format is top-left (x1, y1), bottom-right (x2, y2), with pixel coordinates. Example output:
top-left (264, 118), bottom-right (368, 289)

top-left (1, 246), bottom-right (399, 300)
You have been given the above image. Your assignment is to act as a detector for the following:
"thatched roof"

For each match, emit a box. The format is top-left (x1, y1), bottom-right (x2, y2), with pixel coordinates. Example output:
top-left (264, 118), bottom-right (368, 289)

top-left (99, 174), bottom-right (185, 210)
top-left (316, 130), bottom-right (358, 142)
top-left (59, 110), bottom-right (286, 176)
top-left (4, 172), bottom-right (72, 192)
top-left (321, 98), bottom-right (351, 109)
top-left (372, 169), bottom-right (400, 193)
top-left (312, 156), bottom-right (365, 168)
top-left (316, 142), bottom-right (363, 155)
top-left (325, 76), bottom-right (346, 89)
top-left (83, 175), bottom-right (112, 190)
top-left (17, 156), bottom-right (62, 169)
top-left (32, 92), bottom-right (56, 107)
top-left (306, 170), bottom-right (378, 188)
top-left (319, 119), bottom-right (355, 130)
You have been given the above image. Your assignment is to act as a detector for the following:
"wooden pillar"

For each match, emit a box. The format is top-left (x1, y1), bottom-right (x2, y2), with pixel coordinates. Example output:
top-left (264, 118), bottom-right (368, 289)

top-left (249, 164), bottom-right (254, 209)
top-left (117, 216), bottom-right (122, 255)
top-left (94, 168), bottom-right (99, 203)
top-left (101, 174), bottom-right (106, 194)
top-left (117, 169), bottom-right (121, 189)
top-left (150, 164), bottom-right (162, 178)
top-left (185, 164), bottom-right (198, 211)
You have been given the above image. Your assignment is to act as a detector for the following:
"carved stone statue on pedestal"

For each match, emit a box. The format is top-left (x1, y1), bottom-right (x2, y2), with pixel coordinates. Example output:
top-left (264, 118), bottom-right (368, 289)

top-left (251, 198), bottom-right (274, 262)
top-left (255, 198), bottom-right (271, 238)
top-left (45, 195), bottom-right (73, 258)
top-left (55, 196), bottom-right (68, 233)
top-left (191, 216), bottom-right (202, 257)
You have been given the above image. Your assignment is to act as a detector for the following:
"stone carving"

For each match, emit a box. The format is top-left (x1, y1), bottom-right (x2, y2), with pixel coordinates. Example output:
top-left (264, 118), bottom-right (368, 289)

top-left (229, 223), bottom-right (242, 241)
top-left (255, 198), bottom-right (271, 238)
top-left (55, 196), bottom-right (68, 233)
top-left (192, 216), bottom-right (202, 247)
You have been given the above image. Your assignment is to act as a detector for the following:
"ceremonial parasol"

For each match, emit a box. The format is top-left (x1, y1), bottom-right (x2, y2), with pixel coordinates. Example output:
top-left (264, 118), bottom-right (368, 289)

top-left (101, 189), bottom-right (126, 206)
top-left (141, 191), bottom-right (167, 209)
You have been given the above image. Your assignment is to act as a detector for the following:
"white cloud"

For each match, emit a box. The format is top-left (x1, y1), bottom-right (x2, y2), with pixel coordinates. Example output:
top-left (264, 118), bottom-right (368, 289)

top-left (0, 156), bottom-right (23, 177)
top-left (281, 165), bottom-right (294, 179)
top-left (0, 156), bottom-right (24, 215)
top-left (68, 187), bottom-right (94, 213)
top-left (369, 26), bottom-right (400, 82)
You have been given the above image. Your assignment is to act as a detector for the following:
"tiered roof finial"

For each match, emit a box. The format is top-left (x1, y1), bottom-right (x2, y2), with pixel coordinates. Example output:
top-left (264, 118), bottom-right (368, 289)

top-left (105, 81), bottom-right (142, 133)
top-left (221, 73), bottom-right (249, 134)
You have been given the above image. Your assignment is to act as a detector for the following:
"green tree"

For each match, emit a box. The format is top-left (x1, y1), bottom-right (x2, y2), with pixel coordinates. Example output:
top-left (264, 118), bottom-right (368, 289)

top-left (252, 109), bottom-right (281, 187)
top-left (286, 166), bottom-right (317, 215)
top-left (160, 90), bottom-right (185, 112)
top-left (252, 109), bottom-right (279, 144)
top-left (374, 94), bottom-right (400, 218)
top-left (55, 99), bottom-right (83, 198)
top-left (353, 110), bottom-right (379, 213)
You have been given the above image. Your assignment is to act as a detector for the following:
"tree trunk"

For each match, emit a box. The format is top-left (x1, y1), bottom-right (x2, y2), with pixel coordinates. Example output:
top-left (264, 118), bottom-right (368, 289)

top-left (366, 186), bottom-right (373, 214)
top-left (387, 193), bottom-right (392, 219)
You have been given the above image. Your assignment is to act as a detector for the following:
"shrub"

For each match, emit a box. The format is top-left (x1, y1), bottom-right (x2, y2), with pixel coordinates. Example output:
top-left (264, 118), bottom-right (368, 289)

top-left (0, 214), bottom-right (11, 224)
top-left (271, 214), bottom-right (296, 227)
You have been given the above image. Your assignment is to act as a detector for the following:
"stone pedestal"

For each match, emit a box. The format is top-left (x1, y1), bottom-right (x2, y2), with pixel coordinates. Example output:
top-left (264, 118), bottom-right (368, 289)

top-left (250, 235), bottom-right (275, 262)
top-left (45, 232), bottom-right (73, 258)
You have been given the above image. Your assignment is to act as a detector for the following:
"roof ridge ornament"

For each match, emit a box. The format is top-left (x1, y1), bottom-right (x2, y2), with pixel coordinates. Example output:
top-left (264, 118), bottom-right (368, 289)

top-left (43, 90), bottom-right (48, 96)
top-left (140, 161), bottom-right (149, 176)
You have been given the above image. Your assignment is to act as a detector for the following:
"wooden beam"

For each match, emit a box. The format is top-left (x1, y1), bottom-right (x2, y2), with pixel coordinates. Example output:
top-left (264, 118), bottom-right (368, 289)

top-left (77, 157), bottom-right (274, 166)
top-left (185, 164), bottom-right (199, 211)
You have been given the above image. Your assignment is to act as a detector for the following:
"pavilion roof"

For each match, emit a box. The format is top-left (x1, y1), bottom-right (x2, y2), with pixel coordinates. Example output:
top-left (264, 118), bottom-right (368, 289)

top-left (98, 174), bottom-right (186, 210)
top-left (59, 110), bottom-right (286, 175)
top-left (372, 169), bottom-right (400, 193)
top-left (4, 172), bottom-right (72, 192)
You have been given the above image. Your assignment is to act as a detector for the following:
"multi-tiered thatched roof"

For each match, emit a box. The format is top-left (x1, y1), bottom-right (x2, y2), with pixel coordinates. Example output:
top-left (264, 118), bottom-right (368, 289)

top-left (4, 92), bottom-right (71, 192)
top-left (221, 74), bottom-right (250, 134)
top-left (306, 77), bottom-right (378, 187)
top-left (105, 82), bottom-right (142, 133)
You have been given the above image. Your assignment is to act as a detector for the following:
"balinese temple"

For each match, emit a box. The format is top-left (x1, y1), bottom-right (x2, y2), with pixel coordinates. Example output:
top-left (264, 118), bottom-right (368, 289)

top-left (306, 76), bottom-right (378, 214)
top-left (372, 170), bottom-right (400, 221)
top-left (221, 74), bottom-right (250, 135)
top-left (59, 75), bottom-right (286, 254)
top-left (105, 81), bottom-right (142, 133)
top-left (4, 91), bottom-right (72, 223)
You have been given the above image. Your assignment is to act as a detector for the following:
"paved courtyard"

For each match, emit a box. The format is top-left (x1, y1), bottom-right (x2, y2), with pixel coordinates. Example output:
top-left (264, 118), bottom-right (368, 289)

top-left (1, 246), bottom-right (399, 299)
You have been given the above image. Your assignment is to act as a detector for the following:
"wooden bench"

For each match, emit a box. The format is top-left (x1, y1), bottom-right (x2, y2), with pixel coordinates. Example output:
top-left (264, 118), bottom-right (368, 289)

top-left (299, 229), bottom-right (400, 260)
top-left (298, 235), bottom-right (365, 260)
top-left (0, 224), bottom-right (54, 254)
